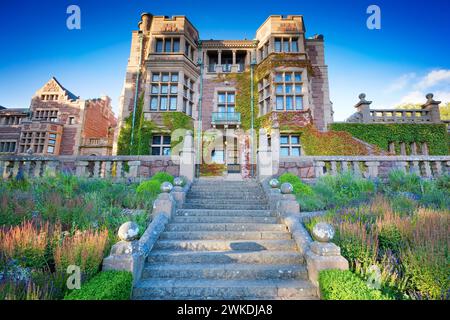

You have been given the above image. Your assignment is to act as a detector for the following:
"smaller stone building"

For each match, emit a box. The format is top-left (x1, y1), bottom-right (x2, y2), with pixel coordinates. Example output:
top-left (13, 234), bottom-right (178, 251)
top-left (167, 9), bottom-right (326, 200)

top-left (0, 77), bottom-right (117, 156)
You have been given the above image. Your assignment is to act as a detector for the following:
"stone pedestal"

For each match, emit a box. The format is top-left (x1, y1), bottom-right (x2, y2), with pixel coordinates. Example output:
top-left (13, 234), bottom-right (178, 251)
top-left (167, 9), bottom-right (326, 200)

top-left (152, 192), bottom-right (175, 219)
top-left (277, 193), bottom-right (300, 218)
top-left (102, 240), bottom-right (144, 285)
top-left (305, 241), bottom-right (349, 287)
top-left (171, 186), bottom-right (186, 208)
top-left (180, 131), bottom-right (195, 182)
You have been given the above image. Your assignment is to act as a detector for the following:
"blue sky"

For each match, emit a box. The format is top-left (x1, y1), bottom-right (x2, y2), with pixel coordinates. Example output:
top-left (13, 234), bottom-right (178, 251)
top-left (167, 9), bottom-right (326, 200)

top-left (0, 0), bottom-right (449, 121)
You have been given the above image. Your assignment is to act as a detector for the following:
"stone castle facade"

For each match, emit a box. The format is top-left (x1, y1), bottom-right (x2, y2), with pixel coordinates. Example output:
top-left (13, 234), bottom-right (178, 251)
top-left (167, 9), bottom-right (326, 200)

top-left (116, 14), bottom-right (334, 177)
top-left (0, 77), bottom-right (117, 156)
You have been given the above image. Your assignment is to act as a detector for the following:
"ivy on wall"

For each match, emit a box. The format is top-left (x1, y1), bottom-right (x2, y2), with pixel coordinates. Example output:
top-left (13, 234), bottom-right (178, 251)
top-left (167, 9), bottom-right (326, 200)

top-left (117, 97), bottom-right (194, 155)
top-left (117, 95), bottom-right (155, 155)
top-left (330, 123), bottom-right (449, 155)
top-left (219, 72), bottom-right (260, 131)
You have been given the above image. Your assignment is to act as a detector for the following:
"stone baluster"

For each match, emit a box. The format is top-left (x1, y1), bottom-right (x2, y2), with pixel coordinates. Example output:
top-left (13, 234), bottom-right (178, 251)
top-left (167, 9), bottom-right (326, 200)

top-left (116, 161), bottom-right (123, 179)
top-left (421, 143), bottom-right (429, 155)
top-left (2, 161), bottom-right (11, 179)
top-left (12, 161), bottom-right (20, 178)
top-left (400, 142), bottom-right (407, 155)
top-left (104, 161), bottom-right (113, 179)
top-left (127, 161), bottom-right (141, 179)
top-left (410, 161), bottom-right (420, 176)
top-left (341, 161), bottom-right (349, 173)
top-left (0, 161), bottom-right (5, 180)
top-left (313, 161), bottom-right (325, 178)
top-left (46, 161), bottom-right (58, 177)
top-left (395, 161), bottom-right (408, 173)
top-left (388, 142), bottom-right (396, 154)
top-left (330, 161), bottom-right (337, 176)
top-left (23, 161), bottom-right (31, 178)
top-left (93, 161), bottom-right (101, 178)
top-left (431, 161), bottom-right (442, 177)
top-left (446, 161), bottom-right (450, 175)
top-left (365, 161), bottom-right (380, 178)
top-left (352, 161), bottom-right (361, 177)
top-left (75, 161), bottom-right (89, 177)
top-left (422, 161), bottom-right (432, 178)
top-left (34, 161), bottom-right (42, 177)
top-left (410, 142), bottom-right (417, 155)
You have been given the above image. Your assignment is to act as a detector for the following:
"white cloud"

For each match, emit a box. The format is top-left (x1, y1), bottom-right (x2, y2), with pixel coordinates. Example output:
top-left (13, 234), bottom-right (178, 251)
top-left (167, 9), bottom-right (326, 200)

top-left (391, 69), bottom-right (450, 106)
top-left (415, 69), bottom-right (450, 90)
top-left (385, 73), bottom-right (416, 93)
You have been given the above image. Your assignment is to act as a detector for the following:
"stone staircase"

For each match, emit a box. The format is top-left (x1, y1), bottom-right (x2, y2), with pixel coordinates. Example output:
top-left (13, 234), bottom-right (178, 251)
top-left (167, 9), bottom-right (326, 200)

top-left (133, 179), bottom-right (318, 300)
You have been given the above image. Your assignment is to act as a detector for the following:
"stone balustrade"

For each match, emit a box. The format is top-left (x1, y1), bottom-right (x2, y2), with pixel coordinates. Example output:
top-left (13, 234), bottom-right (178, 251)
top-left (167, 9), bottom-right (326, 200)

top-left (0, 155), bottom-right (179, 180)
top-left (278, 155), bottom-right (450, 180)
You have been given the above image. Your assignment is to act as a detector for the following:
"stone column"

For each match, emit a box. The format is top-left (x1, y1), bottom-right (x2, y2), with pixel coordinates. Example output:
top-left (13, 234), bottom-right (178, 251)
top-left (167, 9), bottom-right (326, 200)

top-left (410, 142), bottom-right (417, 155)
top-left (75, 161), bottom-right (89, 177)
top-left (271, 128), bottom-right (280, 176)
top-left (388, 142), bottom-right (396, 155)
top-left (400, 142), bottom-right (406, 155)
top-left (421, 143), bottom-right (429, 155)
top-left (12, 161), bottom-right (20, 178)
top-left (179, 131), bottom-right (195, 182)
top-left (232, 50), bottom-right (236, 65)
top-left (257, 128), bottom-right (272, 180)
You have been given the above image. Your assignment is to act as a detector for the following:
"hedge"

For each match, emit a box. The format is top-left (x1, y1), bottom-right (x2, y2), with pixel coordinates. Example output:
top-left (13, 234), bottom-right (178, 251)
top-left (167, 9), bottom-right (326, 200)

top-left (319, 269), bottom-right (392, 300)
top-left (330, 123), bottom-right (449, 155)
top-left (64, 271), bottom-right (133, 300)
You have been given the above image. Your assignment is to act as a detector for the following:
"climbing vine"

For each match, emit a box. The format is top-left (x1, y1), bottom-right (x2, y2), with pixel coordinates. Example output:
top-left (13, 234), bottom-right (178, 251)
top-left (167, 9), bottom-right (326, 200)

top-left (330, 123), bottom-right (449, 155)
top-left (255, 53), bottom-right (314, 80)
top-left (117, 95), bottom-right (155, 155)
top-left (117, 97), bottom-right (194, 155)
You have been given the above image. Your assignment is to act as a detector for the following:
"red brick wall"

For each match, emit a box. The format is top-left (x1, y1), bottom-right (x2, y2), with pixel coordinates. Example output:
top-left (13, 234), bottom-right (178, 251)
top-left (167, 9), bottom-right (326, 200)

top-left (82, 99), bottom-right (117, 139)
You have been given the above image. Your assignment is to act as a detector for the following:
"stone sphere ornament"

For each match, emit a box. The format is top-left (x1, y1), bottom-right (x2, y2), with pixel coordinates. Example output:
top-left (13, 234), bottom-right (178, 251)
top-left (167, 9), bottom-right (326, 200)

top-left (312, 222), bottom-right (335, 243)
top-left (174, 177), bottom-right (185, 187)
top-left (118, 222), bottom-right (140, 241)
top-left (269, 178), bottom-right (280, 188)
top-left (160, 181), bottom-right (173, 193)
top-left (280, 182), bottom-right (294, 194)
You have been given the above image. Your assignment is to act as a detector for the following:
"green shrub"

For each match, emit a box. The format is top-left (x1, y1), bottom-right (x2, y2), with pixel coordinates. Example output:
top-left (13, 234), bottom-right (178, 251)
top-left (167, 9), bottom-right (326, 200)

top-left (136, 179), bottom-right (161, 196)
top-left (151, 172), bottom-right (174, 184)
top-left (390, 195), bottom-right (417, 216)
top-left (64, 271), bottom-right (133, 300)
top-left (278, 173), bottom-right (313, 195)
top-left (386, 170), bottom-right (422, 195)
top-left (378, 225), bottom-right (404, 253)
top-left (319, 269), bottom-right (392, 300)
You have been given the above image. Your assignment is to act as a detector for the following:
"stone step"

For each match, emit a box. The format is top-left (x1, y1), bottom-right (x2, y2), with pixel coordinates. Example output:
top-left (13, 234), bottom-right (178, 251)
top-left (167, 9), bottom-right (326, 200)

top-left (172, 216), bottom-right (278, 223)
top-left (141, 263), bottom-right (307, 280)
top-left (186, 193), bottom-right (266, 199)
top-left (188, 188), bottom-right (263, 193)
top-left (147, 250), bottom-right (303, 264)
top-left (160, 231), bottom-right (291, 240)
top-left (133, 279), bottom-right (317, 300)
top-left (184, 199), bottom-right (268, 205)
top-left (182, 203), bottom-right (269, 210)
top-left (176, 209), bottom-right (273, 217)
top-left (154, 239), bottom-right (297, 251)
top-left (166, 223), bottom-right (286, 232)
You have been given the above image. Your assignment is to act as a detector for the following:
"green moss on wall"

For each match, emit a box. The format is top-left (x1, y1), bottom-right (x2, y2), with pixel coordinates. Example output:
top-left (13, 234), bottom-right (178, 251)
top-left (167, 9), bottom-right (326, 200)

top-left (330, 123), bottom-right (449, 155)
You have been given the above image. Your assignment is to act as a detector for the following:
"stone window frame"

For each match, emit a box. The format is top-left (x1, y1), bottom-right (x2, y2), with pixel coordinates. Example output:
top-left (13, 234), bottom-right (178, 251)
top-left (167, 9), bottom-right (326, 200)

top-left (154, 37), bottom-right (181, 53)
top-left (274, 71), bottom-right (304, 111)
top-left (0, 140), bottom-right (17, 153)
top-left (33, 109), bottom-right (59, 122)
top-left (258, 75), bottom-right (271, 116)
top-left (150, 71), bottom-right (179, 112)
top-left (184, 39), bottom-right (196, 62)
top-left (213, 87), bottom-right (236, 114)
top-left (280, 134), bottom-right (301, 157)
top-left (151, 134), bottom-right (171, 156)
top-left (18, 130), bottom-right (58, 154)
top-left (274, 37), bottom-right (299, 53)
top-left (68, 116), bottom-right (76, 125)
top-left (182, 75), bottom-right (195, 116)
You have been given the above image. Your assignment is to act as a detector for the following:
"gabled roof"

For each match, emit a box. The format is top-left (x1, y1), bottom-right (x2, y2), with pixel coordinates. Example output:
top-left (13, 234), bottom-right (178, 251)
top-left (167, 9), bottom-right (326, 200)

top-left (50, 77), bottom-right (79, 100)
